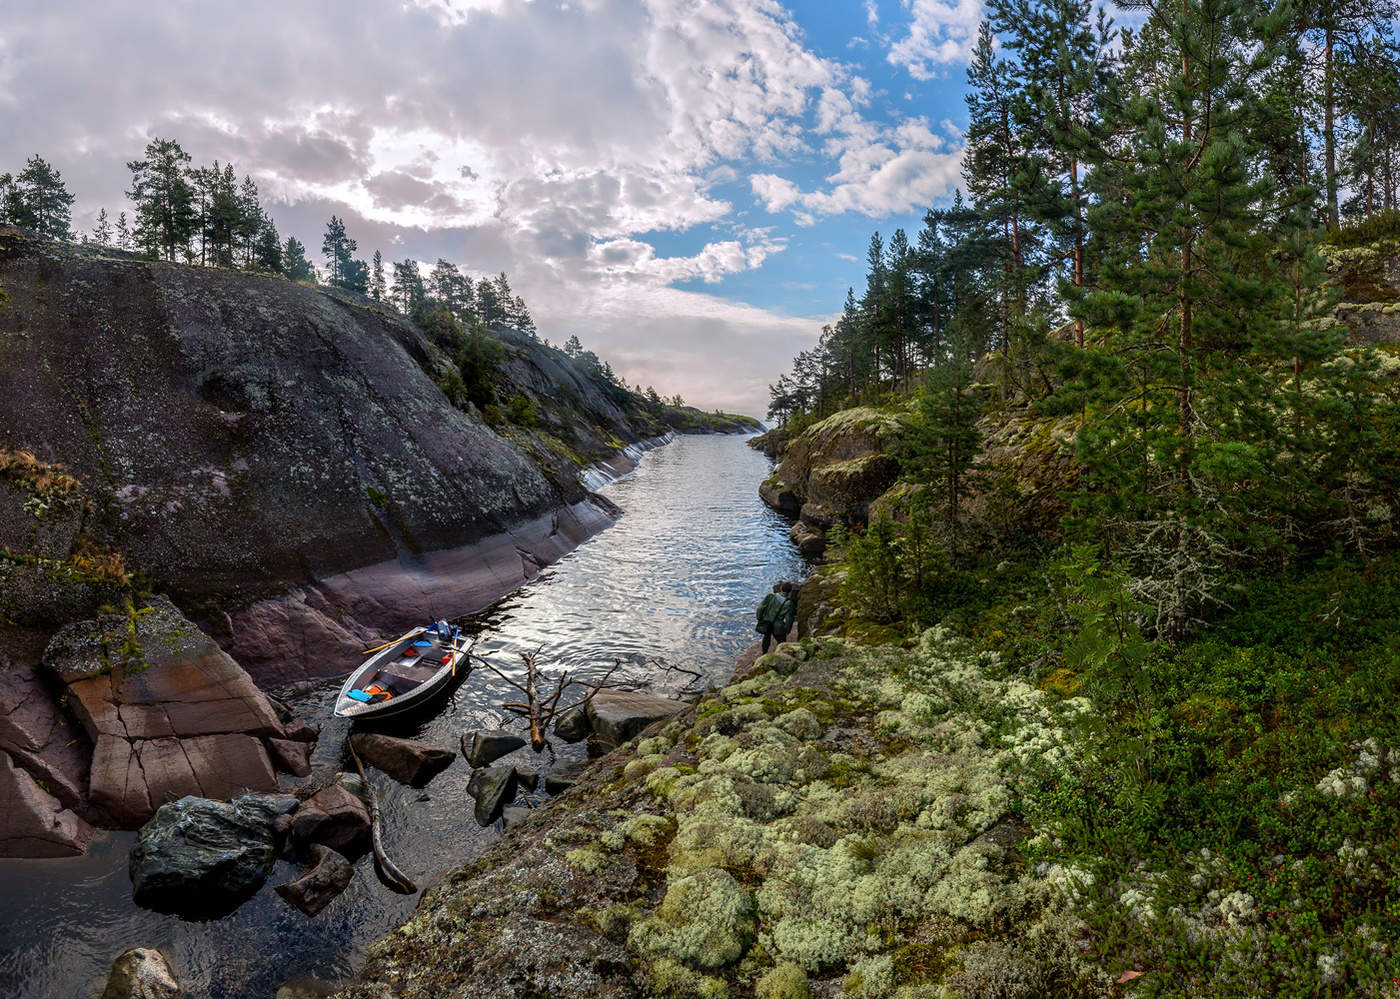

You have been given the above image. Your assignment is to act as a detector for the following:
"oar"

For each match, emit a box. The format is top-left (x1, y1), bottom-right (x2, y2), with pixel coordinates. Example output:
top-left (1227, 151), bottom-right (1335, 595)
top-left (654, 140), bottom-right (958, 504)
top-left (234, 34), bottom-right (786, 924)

top-left (360, 629), bottom-right (424, 657)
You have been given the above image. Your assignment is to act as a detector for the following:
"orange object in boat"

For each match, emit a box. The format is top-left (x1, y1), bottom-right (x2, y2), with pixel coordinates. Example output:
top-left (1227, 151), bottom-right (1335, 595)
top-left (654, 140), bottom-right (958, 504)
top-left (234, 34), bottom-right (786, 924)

top-left (363, 683), bottom-right (393, 699)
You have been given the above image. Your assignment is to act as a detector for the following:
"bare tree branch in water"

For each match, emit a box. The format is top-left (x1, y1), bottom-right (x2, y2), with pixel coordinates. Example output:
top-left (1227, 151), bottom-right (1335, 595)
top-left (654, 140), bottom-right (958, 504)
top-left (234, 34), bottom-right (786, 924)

top-left (470, 650), bottom-right (623, 751)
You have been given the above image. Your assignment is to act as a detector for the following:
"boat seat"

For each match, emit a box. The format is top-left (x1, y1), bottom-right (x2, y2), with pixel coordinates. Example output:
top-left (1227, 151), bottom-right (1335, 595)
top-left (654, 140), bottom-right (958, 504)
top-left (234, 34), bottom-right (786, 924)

top-left (384, 662), bottom-right (442, 683)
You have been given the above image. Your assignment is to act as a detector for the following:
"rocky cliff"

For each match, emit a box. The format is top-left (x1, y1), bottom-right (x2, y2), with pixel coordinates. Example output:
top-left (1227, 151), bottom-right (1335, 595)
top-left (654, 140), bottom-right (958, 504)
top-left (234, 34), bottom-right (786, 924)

top-left (0, 228), bottom-right (754, 856)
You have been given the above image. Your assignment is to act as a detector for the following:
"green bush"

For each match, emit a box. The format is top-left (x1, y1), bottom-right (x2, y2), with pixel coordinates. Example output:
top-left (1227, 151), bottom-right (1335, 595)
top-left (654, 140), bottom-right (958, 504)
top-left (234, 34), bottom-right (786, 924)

top-left (507, 393), bottom-right (537, 427)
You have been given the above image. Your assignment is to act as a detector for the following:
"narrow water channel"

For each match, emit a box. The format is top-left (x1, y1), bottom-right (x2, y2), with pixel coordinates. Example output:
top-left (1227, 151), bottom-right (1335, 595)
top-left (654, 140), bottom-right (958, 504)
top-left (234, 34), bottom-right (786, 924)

top-left (0, 433), bottom-right (804, 999)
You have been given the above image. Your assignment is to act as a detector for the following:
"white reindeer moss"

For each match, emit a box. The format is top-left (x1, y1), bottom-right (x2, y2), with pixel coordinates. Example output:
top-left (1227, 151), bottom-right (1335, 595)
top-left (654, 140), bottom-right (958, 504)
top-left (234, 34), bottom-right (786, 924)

top-left (630, 867), bottom-right (756, 970)
top-left (613, 628), bottom-right (1102, 993)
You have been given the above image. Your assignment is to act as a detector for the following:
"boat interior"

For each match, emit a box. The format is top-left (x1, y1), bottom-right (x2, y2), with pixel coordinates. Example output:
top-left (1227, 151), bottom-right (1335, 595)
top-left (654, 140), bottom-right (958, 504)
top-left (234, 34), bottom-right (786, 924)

top-left (347, 632), bottom-right (456, 704)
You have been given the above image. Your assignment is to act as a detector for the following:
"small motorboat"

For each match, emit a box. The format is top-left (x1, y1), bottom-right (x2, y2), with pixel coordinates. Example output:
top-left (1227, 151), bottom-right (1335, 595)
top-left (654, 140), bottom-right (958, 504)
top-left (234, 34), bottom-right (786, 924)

top-left (334, 620), bottom-right (467, 720)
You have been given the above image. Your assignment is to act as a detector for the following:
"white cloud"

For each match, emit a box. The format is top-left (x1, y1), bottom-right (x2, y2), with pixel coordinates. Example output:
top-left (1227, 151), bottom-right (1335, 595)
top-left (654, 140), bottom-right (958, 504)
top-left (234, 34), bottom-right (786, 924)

top-left (751, 173), bottom-right (801, 212)
top-left (0, 0), bottom-right (948, 414)
top-left (887, 0), bottom-right (983, 78)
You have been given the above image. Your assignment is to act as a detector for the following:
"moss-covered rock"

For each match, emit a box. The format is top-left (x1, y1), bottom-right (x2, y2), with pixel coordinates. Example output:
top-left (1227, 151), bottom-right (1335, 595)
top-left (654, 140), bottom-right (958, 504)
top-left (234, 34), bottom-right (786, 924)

top-left (629, 867), bottom-right (755, 970)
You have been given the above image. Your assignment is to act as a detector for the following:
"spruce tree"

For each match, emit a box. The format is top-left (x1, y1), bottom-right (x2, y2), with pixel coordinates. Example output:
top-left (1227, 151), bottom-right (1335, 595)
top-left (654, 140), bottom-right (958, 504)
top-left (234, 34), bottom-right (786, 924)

top-left (370, 250), bottom-right (386, 301)
top-left (283, 237), bottom-right (314, 282)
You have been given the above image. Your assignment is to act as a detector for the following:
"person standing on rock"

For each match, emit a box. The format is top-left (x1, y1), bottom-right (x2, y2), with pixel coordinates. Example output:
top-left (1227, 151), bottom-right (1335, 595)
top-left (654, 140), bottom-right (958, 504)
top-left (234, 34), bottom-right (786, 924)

top-left (755, 582), bottom-right (796, 654)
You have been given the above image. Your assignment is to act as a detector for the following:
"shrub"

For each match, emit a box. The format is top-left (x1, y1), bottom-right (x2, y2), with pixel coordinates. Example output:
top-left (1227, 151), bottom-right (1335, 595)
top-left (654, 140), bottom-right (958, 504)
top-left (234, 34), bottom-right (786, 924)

top-left (507, 393), bottom-right (538, 427)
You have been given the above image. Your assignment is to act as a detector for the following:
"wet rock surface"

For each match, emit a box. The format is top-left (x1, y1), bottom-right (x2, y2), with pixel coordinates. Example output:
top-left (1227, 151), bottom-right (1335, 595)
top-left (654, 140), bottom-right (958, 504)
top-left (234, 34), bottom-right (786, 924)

top-left (99, 947), bottom-right (180, 999)
top-left (128, 793), bottom-right (294, 917)
top-left (289, 781), bottom-right (372, 859)
top-left (552, 704), bottom-right (591, 742)
top-left (470, 765), bottom-right (518, 825)
top-left (275, 844), bottom-right (354, 917)
top-left (462, 728), bottom-right (527, 767)
top-left (350, 732), bottom-right (454, 787)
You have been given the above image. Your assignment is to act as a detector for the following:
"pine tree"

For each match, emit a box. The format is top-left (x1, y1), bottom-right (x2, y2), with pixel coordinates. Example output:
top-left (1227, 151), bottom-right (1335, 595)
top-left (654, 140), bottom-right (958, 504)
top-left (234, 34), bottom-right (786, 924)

top-left (391, 259), bottom-right (424, 314)
top-left (564, 334), bottom-right (583, 357)
top-left (115, 211), bottom-right (130, 250)
top-left (127, 138), bottom-right (196, 261)
top-left (1295, 0), bottom-right (1399, 227)
top-left (1071, 0), bottom-right (1335, 636)
top-left (513, 295), bottom-right (537, 338)
top-left (321, 216), bottom-right (357, 287)
top-left (14, 155), bottom-right (76, 239)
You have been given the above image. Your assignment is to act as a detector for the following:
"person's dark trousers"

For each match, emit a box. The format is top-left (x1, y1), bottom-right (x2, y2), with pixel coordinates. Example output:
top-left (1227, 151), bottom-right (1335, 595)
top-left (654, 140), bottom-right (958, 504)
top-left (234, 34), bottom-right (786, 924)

top-left (760, 623), bottom-right (773, 653)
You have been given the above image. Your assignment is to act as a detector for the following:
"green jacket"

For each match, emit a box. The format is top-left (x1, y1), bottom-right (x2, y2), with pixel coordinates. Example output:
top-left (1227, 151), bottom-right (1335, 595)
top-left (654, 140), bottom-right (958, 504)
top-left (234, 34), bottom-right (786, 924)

top-left (757, 592), bottom-right (784, 624)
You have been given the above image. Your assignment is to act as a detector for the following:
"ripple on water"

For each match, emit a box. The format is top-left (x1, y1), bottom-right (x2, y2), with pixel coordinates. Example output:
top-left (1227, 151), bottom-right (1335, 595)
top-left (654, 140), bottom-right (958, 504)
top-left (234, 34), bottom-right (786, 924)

top-left (0, 433), bottom-right (805, 999)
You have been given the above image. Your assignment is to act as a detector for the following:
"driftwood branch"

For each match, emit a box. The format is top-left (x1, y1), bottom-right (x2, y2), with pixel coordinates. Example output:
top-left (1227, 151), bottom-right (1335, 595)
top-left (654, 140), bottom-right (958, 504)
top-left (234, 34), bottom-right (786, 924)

top-left (470, 650), bottom-right (626, 750)
top-left (347, 742), bottom-right (416, 895)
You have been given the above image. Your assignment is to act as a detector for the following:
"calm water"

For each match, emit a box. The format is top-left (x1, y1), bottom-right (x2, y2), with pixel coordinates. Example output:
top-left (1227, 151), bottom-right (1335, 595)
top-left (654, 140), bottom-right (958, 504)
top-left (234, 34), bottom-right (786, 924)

top-left (0, 433), bottom-right (803, 999)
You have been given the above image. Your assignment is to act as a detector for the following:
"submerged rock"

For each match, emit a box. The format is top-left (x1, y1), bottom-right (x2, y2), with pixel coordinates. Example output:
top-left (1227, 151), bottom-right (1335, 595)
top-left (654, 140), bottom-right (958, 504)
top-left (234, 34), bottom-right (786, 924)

top-left (128, 794), bottom-right (292, 917)
top-left (462, 729), bottom-right (527, 767)
top-left (350, 733), bottom-right (454, 787)
top-left (275, 844), bottom-right (354, 917)
top-left (586, 690), bottom-right (686, 749)
top-left (274, 978), bottom-right (338, 999)
top-left (99, 947), bottom-right (180, 999)
top-left (471, 766), bottom-right (518, 826)
top-left (544, 760), bottom-right (588, 795)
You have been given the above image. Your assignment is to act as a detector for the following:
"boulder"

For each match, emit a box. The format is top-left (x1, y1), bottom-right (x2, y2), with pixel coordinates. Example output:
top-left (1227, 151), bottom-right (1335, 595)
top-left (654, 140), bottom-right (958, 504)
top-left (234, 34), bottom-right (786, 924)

top-left (0, 662), bottom-right (92, 818)
top-left (585, 690), bottom-right (686, 749)
top-left (99, 947), bottom-right (180, 999)
top-left (128, 794), bottom-right (289, 917)
top-left (544, 760), bottom-right (588, 795)
top-left (275, 844), bottom-right (354, 917)
top-left (0, 750), bottom-right (91, 858)
top-left (282, 718), bottom-right (321, 743)
top-left (350, 732), bottom-right (454, 787)
top-left (552, 705), bottom-right (591, 743)
top-left (290, 781), bottom-right (372, 858)
top-left (470, 766), bottom-right (517, 826)
top-left (42, 597), bottom-right (288, 826)
top-left (267, 737), bottom-right (314, 778)
top-left (501, 805), bottom-right (532, 831)
top-left (513, 766), bottom-right (539, 791)
top-left (462, 728), bottom-right (527, 767)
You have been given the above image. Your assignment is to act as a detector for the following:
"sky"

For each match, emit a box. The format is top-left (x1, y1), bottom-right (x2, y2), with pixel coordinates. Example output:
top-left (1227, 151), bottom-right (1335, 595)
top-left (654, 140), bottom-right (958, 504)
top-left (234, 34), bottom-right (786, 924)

top-left (0, 0), bottom-right (982, 417)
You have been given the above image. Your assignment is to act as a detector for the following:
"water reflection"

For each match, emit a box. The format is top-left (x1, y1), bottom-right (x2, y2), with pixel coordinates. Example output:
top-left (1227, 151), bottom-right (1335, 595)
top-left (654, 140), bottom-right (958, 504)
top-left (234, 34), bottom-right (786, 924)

top-left (0, 433), bottom-right (803, 999)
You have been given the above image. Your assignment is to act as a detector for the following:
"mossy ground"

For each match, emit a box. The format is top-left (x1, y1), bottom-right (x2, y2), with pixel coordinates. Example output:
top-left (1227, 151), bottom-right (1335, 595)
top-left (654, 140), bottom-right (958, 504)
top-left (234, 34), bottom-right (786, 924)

top-left (341, 631), bottom-right (1113, 999)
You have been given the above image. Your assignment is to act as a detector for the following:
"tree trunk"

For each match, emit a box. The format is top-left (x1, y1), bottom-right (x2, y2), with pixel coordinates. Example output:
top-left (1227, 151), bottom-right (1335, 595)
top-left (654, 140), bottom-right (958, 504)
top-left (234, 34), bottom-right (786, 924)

top-left (1324, 27), bottom-right (1339, 230)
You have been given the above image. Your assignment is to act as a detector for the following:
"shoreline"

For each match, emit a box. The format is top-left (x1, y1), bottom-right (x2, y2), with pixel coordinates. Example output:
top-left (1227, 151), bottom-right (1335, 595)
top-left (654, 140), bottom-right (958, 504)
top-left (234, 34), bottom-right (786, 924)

top-left (204, 434), bottom-right (676, 687)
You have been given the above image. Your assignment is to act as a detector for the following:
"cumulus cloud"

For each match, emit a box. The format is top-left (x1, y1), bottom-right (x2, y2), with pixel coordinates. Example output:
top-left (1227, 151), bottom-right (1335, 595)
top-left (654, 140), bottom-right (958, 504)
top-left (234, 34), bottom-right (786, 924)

top-left (887, 0), bottom-right (984, 77)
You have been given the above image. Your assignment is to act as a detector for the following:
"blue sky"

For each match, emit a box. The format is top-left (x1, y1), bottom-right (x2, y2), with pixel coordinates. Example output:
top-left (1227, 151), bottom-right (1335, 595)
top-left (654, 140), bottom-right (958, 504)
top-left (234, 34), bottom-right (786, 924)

top-left (0, 0), bottom-right (984, 416)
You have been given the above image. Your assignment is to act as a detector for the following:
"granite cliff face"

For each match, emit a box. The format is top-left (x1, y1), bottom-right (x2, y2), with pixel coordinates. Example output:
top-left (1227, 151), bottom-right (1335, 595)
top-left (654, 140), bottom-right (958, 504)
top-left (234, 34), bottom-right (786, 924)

top-left (0, 228), bottom-right (569, 608)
